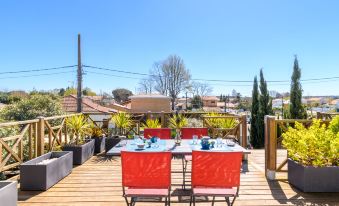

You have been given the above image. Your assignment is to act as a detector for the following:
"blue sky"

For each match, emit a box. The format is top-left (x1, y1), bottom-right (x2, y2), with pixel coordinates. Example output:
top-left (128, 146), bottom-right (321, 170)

top-left (0, 0), bottom-right (338, 97)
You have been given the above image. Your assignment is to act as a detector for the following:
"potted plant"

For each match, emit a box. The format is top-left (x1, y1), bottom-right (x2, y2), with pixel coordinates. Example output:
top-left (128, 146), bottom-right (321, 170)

top-left (0, 181), bottom-right (17, 206)
top-left (282, 117), bottom-right (339, 192)
top-left (105, 112), bottom-right (132, 152)
top-left (62, 115), bottom-right (94, 165)
top-left (20, 151), bottom-right (73, 191)
top-left (89, 124), bottom-right (106, 153)
top-left (142, 119), bottom-right (161, 128)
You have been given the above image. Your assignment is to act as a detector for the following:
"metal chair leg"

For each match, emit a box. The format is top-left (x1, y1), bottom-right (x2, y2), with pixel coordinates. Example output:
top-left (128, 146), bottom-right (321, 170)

top-left (225, 197), bottom-right (231, 206)
top-left (212, 196), bottom-right (215, 206)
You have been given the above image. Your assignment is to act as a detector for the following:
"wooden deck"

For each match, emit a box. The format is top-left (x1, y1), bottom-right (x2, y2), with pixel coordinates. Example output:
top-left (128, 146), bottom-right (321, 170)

top-left (17, 150), bottom-right (339, 206)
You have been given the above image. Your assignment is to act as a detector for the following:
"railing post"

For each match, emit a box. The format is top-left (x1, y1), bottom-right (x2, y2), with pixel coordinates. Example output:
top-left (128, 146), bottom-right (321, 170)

top-left (241, 115), bottom-right (247, 148)
top-left (265, 115), bottom-right (276, 180)
top-left (37, 116), bottom-right (45, 156)
top-left (160, 111), bottom-right (166, 128)
top-left (316, 112), bottom-right (321, 119)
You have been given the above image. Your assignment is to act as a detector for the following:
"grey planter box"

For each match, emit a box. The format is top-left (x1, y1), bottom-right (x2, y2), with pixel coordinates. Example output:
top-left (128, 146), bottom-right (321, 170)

top-left (20, 151), bottom-right (73, 191)
top-left (62, 139), bottom-right (95, 165)
top-left (288, 159), bottom-right (339, 192)
top-left (93, 136), bottom-right (106, 153)
top-left (105, 136), bottom-right (124, 153)
top-left (0, 181), bottom-right (17, 206)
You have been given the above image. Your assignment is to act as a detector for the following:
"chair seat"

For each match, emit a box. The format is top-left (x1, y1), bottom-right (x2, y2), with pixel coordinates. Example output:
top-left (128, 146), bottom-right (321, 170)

top-left (184, 155), bottom-right (192, 161)
top-left (193, 187), bottom-right (237, 197)
top-left (125, 188), bottom-right (169, 197)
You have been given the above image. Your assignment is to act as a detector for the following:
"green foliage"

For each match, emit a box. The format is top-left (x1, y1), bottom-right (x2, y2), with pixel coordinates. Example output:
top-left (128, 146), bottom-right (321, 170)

top-left (88, 123), bottom-right (104, 137)
top-left (0, 94), bottom-right (63, 121)
top-left (0, 92), bottom-right (24, 104)
top-left (169, 114), bottom-right (188, 129)
top-left (257, 69), bottom-right (273, 148)
top-left (250, 76), bottom-right (260, 148)
top-left (191, 95), bottom-right (203, 109)
top-left (205, 113), bottom-right (237, 129)
top-left (329, 115), bottom-right (339, 134)
top-left (64, 87), bottom-right (77, 96)
top-left (112, 88), bottom-right (133, 103)
top-left (142, 119), bottom-right (161, 128)
top-left (83, 87), bottom-right (96, 96)
top-left (289, 56), bottom-right (306, 119)
top-left (111, 112), bottom-right (132, 135)
top-left (66, 115), bottom-right (90, 145)
top-left (282, 119), bottom-right (339, 166)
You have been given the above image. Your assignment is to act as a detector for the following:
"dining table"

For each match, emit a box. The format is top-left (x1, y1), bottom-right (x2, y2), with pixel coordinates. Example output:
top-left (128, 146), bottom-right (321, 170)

top-left (106, 139), bottom-right (251, 156)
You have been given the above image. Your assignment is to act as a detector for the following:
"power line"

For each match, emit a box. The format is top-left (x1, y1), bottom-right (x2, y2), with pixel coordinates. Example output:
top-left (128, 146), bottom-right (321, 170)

top-left (84, 70), bottom-right (143, 80)
top-left (0, 65), bottom-right (77, 75)
top-left (83, 64), bottom-right (339, 83)
top-left (0, 71), bottom-right (76, 80)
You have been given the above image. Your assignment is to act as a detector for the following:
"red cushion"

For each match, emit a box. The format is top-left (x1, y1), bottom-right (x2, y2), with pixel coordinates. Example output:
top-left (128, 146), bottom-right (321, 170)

top-left (125, 188), bottom-right (169, 197)
top-left (193, 187), bottom-right (237, 196)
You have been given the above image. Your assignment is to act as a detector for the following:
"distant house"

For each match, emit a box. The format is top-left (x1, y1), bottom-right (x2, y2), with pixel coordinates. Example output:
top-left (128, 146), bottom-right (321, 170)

top-left (176, 97), bottom-right (191, 110)
top-left (202, 96), bottom-right (219, 107)
top-left (62, 95), bottom-right (117, 114)
top-left (129, 94), bottom-right (171, 113)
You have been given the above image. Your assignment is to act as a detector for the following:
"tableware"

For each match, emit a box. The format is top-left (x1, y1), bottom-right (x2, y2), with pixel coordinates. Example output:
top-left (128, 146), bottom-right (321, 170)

top-left (137, 143), bottom-right (145, 149)
top-left (192, 135), bottom-right (198, 145)
top-left (201, 138), bottom-right (210, 150)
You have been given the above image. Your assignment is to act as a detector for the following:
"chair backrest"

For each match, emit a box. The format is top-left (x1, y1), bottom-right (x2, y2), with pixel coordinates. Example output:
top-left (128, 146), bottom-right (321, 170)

top-left (181, 127), bottom-right (208, 139)
top-left (191, 151), bottom-right (242, 188)
top-left (121, 151), bottom-right (171, 188)
top-left (144, 128), bottom-right (171, 139)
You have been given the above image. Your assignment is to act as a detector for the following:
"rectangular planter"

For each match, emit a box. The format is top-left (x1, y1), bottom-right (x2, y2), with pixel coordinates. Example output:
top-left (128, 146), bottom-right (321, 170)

top-left (0, 181), bottom-right (17, 206)
top-left (105, 136), bottom-right (123, 153)
top-left (288, 159), bottom-right (339, 192)
top-left (20, 151), bottom-right (73, 191)
top-left (93, 136), bottom-right (106, 153)
top-left (62, 139), bottom-right (95, 165)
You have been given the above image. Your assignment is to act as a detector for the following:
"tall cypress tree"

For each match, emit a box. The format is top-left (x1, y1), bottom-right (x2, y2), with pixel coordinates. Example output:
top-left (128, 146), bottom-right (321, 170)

top-left (257, 69), bottom-right (272, 148)
top-left (250, 76), bottom-right (259, 148)
top-left (289, 56), bottom-right (306, 119)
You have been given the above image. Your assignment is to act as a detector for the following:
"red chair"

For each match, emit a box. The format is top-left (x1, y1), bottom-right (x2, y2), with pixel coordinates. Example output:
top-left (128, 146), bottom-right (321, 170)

top-left (181, 128), bottom-right (208, 190)
top-left (181, 127), bottom-right (208, 139)
top-left (144, 128), bottom-right (171, 139)
top-left (121, 151), bottom-right (172, 206)
top-left (190, 151), bottom-right (243, 206)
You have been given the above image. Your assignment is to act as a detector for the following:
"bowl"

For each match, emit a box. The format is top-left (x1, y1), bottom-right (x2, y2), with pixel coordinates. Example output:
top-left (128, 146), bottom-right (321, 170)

top-left (137, 144), bottom-right (145, 149)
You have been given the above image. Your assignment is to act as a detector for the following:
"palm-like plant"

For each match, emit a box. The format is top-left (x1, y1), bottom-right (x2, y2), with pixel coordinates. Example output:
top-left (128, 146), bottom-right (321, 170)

top-left (66, 115), bottom-right (90, 145)
top-left (205, 112), bottom-right (237, 129)
top-left (169, 114), bottom-right (188, 129)
top-left (111, 112), bottom-right (132, 135)
top-left (142, 119), bottom-right (161, 128)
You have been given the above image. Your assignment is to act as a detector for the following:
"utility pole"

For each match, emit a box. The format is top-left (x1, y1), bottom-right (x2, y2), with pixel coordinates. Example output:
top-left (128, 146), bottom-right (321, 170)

top-left (77, 34), bottom-right (82, 113)
top-left (185, 91), bottom-right (188, 111)
top-left (224, 94), bottom-right (226, 112)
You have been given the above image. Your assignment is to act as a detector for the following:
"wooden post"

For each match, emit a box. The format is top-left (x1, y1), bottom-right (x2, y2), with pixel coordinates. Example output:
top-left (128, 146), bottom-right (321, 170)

top-left (316, 112), bottom-right (321, 119)
top-left (265, 115), bottom-right (277, 180)
top-left (37, 117), bottom-right (45, 156)
top-left (241, 115), bottom-right (247, 148)
top-left (28, 123), bottom-right (33, 159)
top-left (160, 111), bottom-right (165, 128)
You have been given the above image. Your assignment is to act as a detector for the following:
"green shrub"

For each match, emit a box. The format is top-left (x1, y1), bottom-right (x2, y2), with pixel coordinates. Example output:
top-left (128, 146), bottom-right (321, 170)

top-left (205, 112), bottom-right (237, 129)
top-left (169, 114), bottom-right (188, 129)
top-left (329, 116), bottom-right (339, 135)
top-left (282, 119), bottom-right (339, 166)
top-left (111, 112), bottom-right (132, 135)
top-left (142, 119), bottom-right (161, 128)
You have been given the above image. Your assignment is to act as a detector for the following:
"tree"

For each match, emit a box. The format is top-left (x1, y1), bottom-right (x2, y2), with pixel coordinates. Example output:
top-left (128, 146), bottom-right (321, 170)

top-left (64, 87), bottom-right (77, 96)
top-left (138, 77), bottom-right (154, 94)
top-left (112, 88), bottom-right (133, 103)
top-left (190, 81), bottom-right (213, 97)
top-left (191, 95), bottom-right (203, 109)
top-left (0, 94), bottom-right (63, 121)
top-left (58, 88), bottom-right (65, 96)
top-left (83, 87), bottom-right (96, 96)
top-left (150, 55), bottom-right (191, 110)
top-left (250, 76), bottom-right (260, 148)
top-left (289, 56), bottom-right (306, 119)
top-left (257, 69), bottom-right (273, 148)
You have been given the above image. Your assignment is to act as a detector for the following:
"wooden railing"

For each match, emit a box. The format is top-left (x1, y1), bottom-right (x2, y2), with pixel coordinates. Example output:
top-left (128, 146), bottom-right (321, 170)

top-left (316, 112), bottom-right (339, 120)
top-left (264, 115), bottom-right (331, 180)
top-left (0, 113), bottom-right (105, 172)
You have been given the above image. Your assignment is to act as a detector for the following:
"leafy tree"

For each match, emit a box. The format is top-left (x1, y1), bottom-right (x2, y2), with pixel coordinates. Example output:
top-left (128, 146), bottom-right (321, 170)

top-left (64, 87), bottom-right (77, 96)
top-left (0, 92), bottom-right (23, 104)
top-left (83, 87), bottom-right (96, 96)
top-left (191, 95), bottom-right (203, 109)
top-left (0, 94), bottom-right (63, 121)
top-left (112, 88), bottom-right (133, 103)
top-left (289, 56), bottom-right (306, 119)
top-left (257, 69), bottom-right (273, 148)
top-left (58, 88), bottom-right (65, 96)
top-left (250, 76), bottom-right (260, 148)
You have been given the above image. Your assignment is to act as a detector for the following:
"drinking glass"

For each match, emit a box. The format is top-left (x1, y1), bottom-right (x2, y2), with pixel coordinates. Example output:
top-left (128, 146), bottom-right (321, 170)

top-left (216, 137), bottom-right (222, 147)
top-left (192, 135), bottom-right (198, 145)
top-left (133, 135), bottom-right (140, 144)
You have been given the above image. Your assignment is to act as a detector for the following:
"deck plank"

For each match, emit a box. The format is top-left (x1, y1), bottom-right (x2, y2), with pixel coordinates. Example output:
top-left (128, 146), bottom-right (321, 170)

top-left (18, 149), bottom-right (339, 206)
